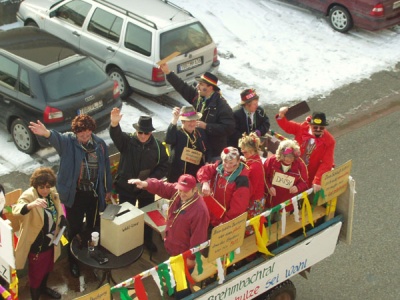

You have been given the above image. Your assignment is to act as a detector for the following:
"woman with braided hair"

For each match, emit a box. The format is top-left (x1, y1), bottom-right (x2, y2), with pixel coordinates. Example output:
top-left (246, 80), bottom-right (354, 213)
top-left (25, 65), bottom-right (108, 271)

top-left (238, 133), bottom-right (266, 222)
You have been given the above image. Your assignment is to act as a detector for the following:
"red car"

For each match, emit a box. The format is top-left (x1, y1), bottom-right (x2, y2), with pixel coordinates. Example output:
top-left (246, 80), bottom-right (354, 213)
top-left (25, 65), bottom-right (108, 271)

top-left (294, 0), bottom-right (400, 32)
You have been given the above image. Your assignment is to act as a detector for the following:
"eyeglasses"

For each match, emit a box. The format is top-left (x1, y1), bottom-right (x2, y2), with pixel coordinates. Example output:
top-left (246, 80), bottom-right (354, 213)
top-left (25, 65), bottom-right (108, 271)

top-left (38, 185), bottom-right (52, 189)
top-left (312, 126), bottom-right (325, 130)
top-left (138, 132), bottom-right (151, 135)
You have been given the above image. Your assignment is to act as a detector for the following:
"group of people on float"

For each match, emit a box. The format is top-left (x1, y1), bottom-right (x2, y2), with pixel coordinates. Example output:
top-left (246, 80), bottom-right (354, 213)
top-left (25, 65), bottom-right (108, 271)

top-left (7, 62), bottom-right (334, 300)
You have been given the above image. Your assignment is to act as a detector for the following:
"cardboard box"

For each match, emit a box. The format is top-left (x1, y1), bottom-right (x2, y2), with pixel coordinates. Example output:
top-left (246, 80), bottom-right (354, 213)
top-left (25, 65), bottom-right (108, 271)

top-left (100, 202), bottom-right (144, 256)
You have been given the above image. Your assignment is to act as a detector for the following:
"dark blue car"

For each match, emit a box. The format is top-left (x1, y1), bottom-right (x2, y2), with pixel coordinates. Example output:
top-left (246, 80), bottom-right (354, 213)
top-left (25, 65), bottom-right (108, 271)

top-left (0, 27), bottom-right (122, 153)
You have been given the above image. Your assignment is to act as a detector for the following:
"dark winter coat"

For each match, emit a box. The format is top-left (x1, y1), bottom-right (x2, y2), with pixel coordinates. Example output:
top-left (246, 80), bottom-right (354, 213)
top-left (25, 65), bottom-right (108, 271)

top-left (165, 124), bottom-right (209, 182)
top-left (228, 105), bottom-right (270, 147)
top-left (109, 124), bottom-right (168, 196)
top-left (166, 72), bottom-right (235, 158)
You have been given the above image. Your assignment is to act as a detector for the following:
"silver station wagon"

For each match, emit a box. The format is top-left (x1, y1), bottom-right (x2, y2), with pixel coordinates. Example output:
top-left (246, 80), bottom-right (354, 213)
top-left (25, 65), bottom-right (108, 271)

top-left (17, 0), bottom-right (220, 99)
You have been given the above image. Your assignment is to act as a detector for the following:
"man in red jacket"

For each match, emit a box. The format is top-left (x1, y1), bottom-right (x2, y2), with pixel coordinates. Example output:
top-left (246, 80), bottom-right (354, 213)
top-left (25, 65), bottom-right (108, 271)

top-left (276, 108), bottom-right (335, 192)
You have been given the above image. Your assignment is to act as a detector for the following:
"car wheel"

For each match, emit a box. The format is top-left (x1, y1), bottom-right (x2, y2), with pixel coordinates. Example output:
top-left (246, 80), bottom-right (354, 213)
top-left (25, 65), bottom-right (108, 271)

top-left (108, 67), bottom-right (131, 99)
top-left (11, 119), bottom-right (39, 154)
top-left (329, 6), bottom-right (353, 33)
top-left (26, 20), bottom-right (39, 27)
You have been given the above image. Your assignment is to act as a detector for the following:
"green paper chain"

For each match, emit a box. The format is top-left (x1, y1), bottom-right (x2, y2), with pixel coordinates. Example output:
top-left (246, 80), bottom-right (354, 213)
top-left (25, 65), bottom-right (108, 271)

top-left (157, 263), bottom-right (175, 297)
top-left (112, 287), bottom-right (131, 300)
top-left (195, 251), bottom-right (203, 274)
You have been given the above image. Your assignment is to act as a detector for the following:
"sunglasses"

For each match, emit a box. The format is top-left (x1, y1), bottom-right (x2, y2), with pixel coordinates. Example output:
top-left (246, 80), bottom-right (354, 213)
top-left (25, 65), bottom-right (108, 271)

top-left (312, 126), bottom-right (325, 130)
top-left (137, 131), bottom-right (150, 135)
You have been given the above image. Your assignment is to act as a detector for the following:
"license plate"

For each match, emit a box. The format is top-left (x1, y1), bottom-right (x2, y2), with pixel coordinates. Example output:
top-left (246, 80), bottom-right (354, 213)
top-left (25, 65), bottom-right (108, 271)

top-left (78, 100), bottom-right (103, 115)
top-left (177, 57), bottom-right (203, 73)
top-left (394, 1), bottom-right (400, 9)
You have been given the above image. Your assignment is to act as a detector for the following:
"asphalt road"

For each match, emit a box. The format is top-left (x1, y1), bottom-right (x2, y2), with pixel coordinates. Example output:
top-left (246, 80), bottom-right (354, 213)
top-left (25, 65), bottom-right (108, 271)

top-left (292, 102), bottom-right (400, 300)
top-left (2, 63), bottom-right (400, 299)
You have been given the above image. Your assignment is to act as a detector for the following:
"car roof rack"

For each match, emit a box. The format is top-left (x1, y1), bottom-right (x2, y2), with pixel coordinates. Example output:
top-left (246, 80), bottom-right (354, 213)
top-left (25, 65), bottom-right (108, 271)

top-left (94, 0), bottom-right (158, 29)
top-left (161, 0), bottom-right (193, 18)
top-left (93, 0), bottom-right (193, 30)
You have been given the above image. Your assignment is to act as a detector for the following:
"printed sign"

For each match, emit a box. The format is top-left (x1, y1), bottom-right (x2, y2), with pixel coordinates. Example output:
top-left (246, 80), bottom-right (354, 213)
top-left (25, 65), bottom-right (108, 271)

top-left (181, 147), bottom-right (203, 165)
top-left (73, 283), bottom-right (111, 300)
top-left (319, 160), bottom-right (352, 205)
top-left (199, 222), bottom-right (342, 300)
top-left (272, 172), bottom-right (295, 189)
top-left (208, 213), bottom-right (247, 261)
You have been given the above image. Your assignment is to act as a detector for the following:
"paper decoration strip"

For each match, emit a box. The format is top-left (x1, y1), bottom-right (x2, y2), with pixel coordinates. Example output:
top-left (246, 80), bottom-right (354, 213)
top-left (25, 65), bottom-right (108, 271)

top-left (149, 269), bottom-right (163, 296)
top-left (133, 275), bottom-right (147, 300)
top-left (280, 206), bottom-right (287, 236)
top-left (301, 192), bottom-right (314, 236)
top-left (170, 255), bottom-right (187, 292)
top-left (292, 198), bottom-right (300, 222)
top-left (182, 250), bottom-right (195, 285)
top-left (216, 258), bottom-right (225, 284)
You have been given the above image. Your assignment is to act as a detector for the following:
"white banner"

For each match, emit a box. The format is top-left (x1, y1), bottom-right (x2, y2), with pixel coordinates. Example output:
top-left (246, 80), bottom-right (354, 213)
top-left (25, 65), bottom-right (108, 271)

top-left (198, 222), bottom-right (342, 300)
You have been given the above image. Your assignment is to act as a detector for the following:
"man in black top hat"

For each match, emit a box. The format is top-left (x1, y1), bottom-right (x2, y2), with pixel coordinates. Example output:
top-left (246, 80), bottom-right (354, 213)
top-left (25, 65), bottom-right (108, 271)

top-left (228, 88), bottom-right (270, 147)
top-left (276, 108), bottom-right (335, 192)
top-left (159, 63), bottom-right (235, 161)
top-left (109, 108), bottom-right (168, 252)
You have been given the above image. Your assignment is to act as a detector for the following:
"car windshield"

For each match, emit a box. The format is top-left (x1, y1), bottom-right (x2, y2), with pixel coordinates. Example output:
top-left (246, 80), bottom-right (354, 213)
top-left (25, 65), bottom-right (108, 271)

top-left (42, 58), bottom-right (108, 101)
top-left (160, 22), bottom-right (213, 59)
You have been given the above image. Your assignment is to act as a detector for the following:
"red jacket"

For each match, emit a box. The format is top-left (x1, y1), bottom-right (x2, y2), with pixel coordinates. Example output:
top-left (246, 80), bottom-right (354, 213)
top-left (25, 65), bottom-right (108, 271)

top-left (264, 155), bottom-right (309, 211)
top-left (244, 154), bottom-right (265, 201)
top-left (276, 115), bottom-right (335, 185)
top-left (146, 179), bottom-right (210, 259)
top-left (197, 161), bottom-right (250, 227)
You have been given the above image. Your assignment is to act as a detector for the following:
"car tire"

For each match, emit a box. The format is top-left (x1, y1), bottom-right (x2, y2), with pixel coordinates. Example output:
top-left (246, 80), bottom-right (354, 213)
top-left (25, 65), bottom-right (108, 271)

top-left (26, 20), bottom-right (38, 27)
top-left (11, 119), bottom-right (39, 154)
top-left (108, 67), bottom-right (131, 99)
top-left (255, 280), bottom-right (296, 300)
top-left (329, 5), bottom-right (353, 33)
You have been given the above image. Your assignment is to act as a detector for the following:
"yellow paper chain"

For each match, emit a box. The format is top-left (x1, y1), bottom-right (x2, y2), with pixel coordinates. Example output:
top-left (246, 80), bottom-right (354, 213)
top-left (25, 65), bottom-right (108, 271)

top-left (301, 192), bottom-right (314, 236)
top-left (169, 255), bottom-right (187, 292)
top-left (249, 215), bottom-right (274, 256)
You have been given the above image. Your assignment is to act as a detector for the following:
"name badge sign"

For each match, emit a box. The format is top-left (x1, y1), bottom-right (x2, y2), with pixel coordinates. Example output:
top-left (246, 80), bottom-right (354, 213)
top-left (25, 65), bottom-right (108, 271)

top-left (181, 147), bottom-right (202, 165)
top-left (272, 172), bottom-right (295, 189)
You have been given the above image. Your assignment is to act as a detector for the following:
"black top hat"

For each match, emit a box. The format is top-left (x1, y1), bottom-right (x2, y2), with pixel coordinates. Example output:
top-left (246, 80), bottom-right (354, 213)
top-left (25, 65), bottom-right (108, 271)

top-left (195, 72), bottom-right (220, 91)
top-left (132, 116), bottom-right (155, 132)
top-left (310, 112), bottom-right (329, 126)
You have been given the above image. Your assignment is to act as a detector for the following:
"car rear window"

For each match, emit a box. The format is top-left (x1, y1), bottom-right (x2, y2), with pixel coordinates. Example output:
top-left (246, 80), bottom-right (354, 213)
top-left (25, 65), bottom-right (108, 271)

top-left (42, 58), bottom-right (109, 101)
top-left (160, 22), bottom-right (213, 59)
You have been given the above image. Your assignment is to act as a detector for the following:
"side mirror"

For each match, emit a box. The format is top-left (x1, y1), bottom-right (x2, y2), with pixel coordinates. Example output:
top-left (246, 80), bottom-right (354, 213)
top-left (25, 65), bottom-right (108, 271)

top-left (49, 10), bottom-right (57, 18)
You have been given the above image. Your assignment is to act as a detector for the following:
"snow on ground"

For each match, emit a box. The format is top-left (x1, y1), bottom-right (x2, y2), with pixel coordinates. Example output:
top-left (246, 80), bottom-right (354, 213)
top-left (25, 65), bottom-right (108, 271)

top-left (1, 0), bottom-right (400, 175)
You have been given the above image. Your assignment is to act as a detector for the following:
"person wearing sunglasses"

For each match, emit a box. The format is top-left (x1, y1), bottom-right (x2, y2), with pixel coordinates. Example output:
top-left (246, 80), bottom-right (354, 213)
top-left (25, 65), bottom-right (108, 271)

top-left (109, 108), bottom-right (168, 252)
top-left (276, 108), bottom-right (335, 192)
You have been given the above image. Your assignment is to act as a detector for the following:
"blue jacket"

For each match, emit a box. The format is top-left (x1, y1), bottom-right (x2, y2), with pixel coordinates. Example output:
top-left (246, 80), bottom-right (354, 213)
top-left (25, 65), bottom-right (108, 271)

top-left (48, 130), bottom-right (112, 210)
